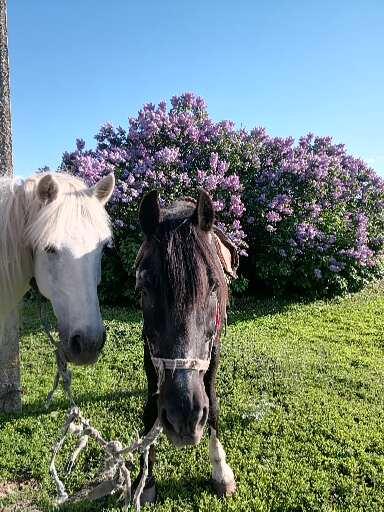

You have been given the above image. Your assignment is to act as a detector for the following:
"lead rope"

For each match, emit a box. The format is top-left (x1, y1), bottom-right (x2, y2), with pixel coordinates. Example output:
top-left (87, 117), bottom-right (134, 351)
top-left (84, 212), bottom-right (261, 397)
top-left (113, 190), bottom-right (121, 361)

top-left (29, 278), bottom-right (75, 408)
top-left (31, 281), bottom-right (163, 511)
top-left (49, 407), bottom-right (163, 511)
top-left (47, 302), bottom-right (220, 511)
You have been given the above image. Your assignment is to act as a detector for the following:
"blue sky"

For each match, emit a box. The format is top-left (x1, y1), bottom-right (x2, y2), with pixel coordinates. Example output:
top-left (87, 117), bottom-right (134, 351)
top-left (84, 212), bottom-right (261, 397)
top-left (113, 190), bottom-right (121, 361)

top-left (7, 0), bottom-right (384, 177)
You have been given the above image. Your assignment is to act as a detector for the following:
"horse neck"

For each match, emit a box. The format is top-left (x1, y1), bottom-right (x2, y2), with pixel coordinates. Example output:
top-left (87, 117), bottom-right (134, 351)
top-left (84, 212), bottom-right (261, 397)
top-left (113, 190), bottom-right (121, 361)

top-left (0, 179), bottom-right (33, 321)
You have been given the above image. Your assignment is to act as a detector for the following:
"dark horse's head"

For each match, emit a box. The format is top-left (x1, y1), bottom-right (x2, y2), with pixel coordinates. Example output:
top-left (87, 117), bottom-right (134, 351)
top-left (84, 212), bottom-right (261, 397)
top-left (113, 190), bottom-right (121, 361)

top-left (136, 189), bottom-right (238, 447)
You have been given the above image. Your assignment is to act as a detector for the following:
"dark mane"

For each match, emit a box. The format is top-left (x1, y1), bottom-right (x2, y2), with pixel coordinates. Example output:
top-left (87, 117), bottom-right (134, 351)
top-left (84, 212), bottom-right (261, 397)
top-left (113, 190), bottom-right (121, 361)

top-left (158, 200), bottom-right (228, 318)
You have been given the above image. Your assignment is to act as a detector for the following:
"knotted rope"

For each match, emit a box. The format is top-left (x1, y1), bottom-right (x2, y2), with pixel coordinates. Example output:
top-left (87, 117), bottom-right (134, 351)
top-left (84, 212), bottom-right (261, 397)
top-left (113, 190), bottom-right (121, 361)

top-left (32, 286), bottom-right (163, 510)
top-left (50, 407), bottom-right (163, 511)
top-left (47, 307), bottom-right (218, 510)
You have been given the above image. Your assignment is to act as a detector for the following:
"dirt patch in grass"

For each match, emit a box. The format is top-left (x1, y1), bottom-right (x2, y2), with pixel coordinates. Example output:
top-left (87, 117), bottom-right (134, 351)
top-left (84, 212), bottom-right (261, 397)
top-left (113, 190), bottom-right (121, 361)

top-left (1, 502), bottom-right (41, 512)
top-left (0, 481), bottom-right (19, 499)
top-left (0, 480), bottom-right (40, 511)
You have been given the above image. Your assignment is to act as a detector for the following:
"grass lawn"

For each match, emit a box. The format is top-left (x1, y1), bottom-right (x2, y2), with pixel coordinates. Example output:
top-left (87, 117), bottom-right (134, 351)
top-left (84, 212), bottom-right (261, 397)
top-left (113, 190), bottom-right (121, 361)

top-left (1, 284), bottom-right (384, 511)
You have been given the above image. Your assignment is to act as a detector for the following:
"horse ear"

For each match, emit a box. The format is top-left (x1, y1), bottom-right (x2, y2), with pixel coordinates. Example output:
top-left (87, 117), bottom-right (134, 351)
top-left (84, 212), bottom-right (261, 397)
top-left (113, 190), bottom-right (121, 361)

top-left (92, 173), bottom-right (115, 205)
top-left (37, 174), bottom-right (59, 204)
top-left (139, 190), bottom-right (161, 237)
top-left (194, 189), bottom-right (214, 231)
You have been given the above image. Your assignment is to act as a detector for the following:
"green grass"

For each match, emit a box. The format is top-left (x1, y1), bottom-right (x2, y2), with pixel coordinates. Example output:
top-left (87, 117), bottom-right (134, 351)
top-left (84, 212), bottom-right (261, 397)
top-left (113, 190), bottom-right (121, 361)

top-left (1, 284), bottom-right (384, 511)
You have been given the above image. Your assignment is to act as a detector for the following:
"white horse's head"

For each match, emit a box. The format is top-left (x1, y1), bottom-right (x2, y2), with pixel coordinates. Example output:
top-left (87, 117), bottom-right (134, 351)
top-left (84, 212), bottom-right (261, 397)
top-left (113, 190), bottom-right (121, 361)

top-left (25, 173), bottom-right (115, 365)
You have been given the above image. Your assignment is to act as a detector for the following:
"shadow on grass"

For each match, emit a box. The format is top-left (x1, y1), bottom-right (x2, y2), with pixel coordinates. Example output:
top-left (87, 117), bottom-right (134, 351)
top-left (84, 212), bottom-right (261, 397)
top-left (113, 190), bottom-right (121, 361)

top-left (74, 476), bottom-right (210, 510)
top-left (20, 300), bottom-right (142, 337)
top-left (0, 388), bottom-right (145, 426)
top-left (21, 295), bottom-right (312, 337)
top-left (228, 295), bottom-right (312, 324)
top-left (35, 496), bottom-right (113, 512)
top-left (156, 474), bottom-right (212, 503)
top-left (32, 476), bottom-right (211, 512)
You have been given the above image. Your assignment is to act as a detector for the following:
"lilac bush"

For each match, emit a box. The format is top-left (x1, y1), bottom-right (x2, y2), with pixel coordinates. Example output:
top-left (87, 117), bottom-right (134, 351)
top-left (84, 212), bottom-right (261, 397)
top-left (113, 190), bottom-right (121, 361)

top-left (241, 130), bottom-right (384, 295)
top-left (62, 93), bottom-right (247, 301)
top-left (62, 93), bottom-right (384, 300)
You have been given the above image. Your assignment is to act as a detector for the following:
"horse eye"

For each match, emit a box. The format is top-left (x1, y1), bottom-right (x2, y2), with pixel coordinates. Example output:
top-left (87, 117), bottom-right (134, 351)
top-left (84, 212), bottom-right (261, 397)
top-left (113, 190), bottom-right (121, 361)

top-left (45, 245), bottom-right (57, 255)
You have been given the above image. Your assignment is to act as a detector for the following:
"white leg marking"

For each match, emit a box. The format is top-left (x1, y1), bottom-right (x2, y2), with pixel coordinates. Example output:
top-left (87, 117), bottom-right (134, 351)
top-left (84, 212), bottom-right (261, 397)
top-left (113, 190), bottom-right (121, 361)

top-left (209, 427), bottom-right (236, 496)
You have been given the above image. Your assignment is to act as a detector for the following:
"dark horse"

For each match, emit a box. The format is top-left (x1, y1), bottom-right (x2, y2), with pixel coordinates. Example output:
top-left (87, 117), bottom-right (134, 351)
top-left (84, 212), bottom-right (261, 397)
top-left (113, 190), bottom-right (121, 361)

top-left (135, 189), bottom-right (239, 504)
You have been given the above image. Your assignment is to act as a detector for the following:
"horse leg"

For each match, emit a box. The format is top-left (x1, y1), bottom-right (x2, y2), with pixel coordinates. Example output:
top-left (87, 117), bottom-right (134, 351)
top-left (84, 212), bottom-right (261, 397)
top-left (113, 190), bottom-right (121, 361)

top-left (134, 343), bottom-right (158, 505)
top-left (204, 344), bottom-right (236, 497)
top-left (136, 421), bottom-right (157, 505)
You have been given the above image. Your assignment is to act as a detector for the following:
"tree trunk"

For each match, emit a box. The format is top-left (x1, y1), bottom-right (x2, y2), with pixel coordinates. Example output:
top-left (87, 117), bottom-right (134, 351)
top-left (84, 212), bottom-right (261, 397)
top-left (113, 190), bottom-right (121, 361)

top-left (0, 0), bottom-right (21, 413)
top-left (0, 311), bottom-right (21, 413)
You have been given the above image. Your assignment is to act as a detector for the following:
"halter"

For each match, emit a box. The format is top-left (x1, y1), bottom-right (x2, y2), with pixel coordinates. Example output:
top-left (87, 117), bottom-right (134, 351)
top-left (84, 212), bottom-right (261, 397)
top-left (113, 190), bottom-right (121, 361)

top-left (145, 291), bottom-right (223, 394)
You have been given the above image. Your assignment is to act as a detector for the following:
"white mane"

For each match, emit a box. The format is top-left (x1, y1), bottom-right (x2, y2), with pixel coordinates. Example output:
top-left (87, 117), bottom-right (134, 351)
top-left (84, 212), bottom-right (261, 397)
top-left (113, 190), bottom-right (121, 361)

top-left (0, 172), bottom-right (112, 322)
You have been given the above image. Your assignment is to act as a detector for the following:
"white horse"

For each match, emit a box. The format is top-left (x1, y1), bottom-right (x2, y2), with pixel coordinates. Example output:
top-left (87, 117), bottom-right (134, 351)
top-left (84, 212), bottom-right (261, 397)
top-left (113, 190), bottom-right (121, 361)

top-left (0, 172), bottom-right (115, 365)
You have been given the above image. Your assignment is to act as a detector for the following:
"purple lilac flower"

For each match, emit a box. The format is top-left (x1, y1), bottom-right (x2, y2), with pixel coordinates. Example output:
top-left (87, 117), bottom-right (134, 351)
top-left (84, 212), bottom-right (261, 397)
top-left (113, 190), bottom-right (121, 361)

top-left (266, 211), bottom-right (281, 223)
top-left (155, 147), bottom-right (180, 165)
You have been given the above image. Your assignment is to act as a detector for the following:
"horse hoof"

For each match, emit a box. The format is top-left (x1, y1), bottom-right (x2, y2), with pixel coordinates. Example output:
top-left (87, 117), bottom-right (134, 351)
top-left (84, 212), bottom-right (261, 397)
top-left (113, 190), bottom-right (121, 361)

top-left (140, 484), bottom-right (157, 506)
top-left (213, 478), bottom-right (237, 497)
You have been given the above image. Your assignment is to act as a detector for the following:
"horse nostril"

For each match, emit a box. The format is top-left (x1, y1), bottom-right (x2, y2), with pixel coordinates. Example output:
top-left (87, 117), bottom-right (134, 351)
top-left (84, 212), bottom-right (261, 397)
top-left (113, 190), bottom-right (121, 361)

top-left (70, 334), bottom-right (82, 356)
top-left (189, 405), bottom-right (207, 431)
top-left (161, 409), bottom-right (175, 434)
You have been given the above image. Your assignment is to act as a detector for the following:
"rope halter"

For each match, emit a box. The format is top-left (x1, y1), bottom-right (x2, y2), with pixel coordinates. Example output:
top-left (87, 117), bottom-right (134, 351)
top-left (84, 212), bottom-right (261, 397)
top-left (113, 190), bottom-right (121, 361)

top-left (147, 300), bottom-right (222, 394)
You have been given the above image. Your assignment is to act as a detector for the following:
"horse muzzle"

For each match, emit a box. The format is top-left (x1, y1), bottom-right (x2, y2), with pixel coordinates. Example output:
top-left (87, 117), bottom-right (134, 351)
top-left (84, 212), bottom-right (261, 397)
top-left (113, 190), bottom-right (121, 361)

top-left (159, 370), bottom-right (209, 448)
top-left (64, 327), bottom-right (106, 365)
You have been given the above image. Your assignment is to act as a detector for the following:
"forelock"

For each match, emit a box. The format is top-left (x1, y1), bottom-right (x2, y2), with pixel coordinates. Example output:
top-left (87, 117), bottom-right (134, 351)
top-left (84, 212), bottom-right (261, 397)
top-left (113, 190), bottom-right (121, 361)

top-left (157, 209), bottom-right (228, 315)
top-left (24, 173), bottom-right (112, 250)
